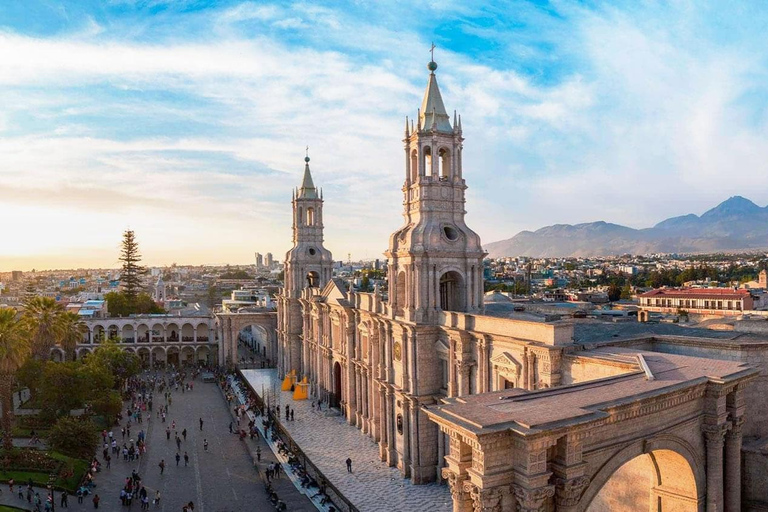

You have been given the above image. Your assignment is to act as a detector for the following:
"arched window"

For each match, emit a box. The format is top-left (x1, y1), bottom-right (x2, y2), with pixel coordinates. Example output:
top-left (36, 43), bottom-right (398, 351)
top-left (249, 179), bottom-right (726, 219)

top-left (439, 147), bottom-right (451, 180)
top-left (439, 271), bottom-right (466, 312)
top-left (423, 146), bottom-right (432, 177)
top-left (307, 271), bottom-right (319, 288)
top-left (306, 207), bottom-right (314, 226)
top-left (298, 207), bottom-right (303, 226)
top-left (410, 149), bottom-right (418, 182)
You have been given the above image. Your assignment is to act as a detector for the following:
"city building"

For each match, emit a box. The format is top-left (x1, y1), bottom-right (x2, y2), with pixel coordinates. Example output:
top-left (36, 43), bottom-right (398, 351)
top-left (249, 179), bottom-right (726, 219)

top-left (255, 252), bottom-right (264, 269)
top-left (638, 288), bottom-right (755, 317)
top-left (265, 253), bottom-right (274, 269)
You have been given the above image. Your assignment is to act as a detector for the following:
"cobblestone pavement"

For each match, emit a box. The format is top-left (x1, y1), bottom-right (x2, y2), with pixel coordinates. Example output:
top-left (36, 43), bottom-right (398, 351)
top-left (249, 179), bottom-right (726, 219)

top-left (241, 369), bottom-right (452, 512)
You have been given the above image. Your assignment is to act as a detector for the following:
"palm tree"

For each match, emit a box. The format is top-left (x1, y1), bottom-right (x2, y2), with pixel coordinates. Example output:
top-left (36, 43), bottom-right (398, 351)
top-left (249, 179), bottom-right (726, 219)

top-left (22, 297), bottom-right (63, 360)
top-left (0, 308), bottom-right (31, 450)
top-left (57, 312), bottom-right (85, 362)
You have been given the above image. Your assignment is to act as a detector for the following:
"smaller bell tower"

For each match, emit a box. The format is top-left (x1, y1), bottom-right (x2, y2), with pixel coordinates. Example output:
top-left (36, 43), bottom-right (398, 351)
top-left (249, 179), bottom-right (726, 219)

top-left (279, 153), bottom-right (333, 375)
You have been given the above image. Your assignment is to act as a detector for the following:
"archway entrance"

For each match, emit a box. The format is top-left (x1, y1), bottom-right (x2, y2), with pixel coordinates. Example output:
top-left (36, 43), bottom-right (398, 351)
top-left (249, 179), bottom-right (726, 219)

top-left (439, 271), bottom-right (465, 312)
top-left (332, 362), bottom-right (342, 408)
top-left (586, 449), bottom-right (699, 512)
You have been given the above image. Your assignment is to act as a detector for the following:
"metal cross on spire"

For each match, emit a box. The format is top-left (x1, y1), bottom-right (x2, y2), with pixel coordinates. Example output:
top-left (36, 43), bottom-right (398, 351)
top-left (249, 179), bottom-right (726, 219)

top-left (305, 145), bottom-right (309, 157)
top-left (430, 42), bottom-right (436, 61)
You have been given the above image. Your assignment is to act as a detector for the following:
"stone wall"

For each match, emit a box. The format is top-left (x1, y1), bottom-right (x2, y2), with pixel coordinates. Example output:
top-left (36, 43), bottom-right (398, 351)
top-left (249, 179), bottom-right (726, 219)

top-left (560, 355), bottom-right (637, 385)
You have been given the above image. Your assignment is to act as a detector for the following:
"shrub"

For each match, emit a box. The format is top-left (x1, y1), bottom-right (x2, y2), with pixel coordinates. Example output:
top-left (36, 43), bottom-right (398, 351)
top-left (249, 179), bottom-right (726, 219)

top-left (48, 417), bottom-right (98, 459)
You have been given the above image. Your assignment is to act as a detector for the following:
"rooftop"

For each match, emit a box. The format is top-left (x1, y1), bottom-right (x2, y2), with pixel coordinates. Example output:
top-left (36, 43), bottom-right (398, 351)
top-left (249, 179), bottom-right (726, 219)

top-left (425, 347), bottom-right (757, 436)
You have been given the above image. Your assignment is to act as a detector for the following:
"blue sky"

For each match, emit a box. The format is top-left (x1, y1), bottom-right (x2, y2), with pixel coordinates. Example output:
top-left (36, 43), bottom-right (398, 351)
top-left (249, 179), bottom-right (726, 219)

top-left (3, 1), bottom-right (768, 270)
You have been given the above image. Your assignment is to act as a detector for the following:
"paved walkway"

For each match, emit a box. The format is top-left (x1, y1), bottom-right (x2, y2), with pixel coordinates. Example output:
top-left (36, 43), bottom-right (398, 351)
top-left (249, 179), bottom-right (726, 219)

top-left (241, 369), bottom-right (452, 512)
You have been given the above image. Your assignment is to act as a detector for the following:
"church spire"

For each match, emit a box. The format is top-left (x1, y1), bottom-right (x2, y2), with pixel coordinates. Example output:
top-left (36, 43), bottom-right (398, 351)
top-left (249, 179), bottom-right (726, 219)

top-left (298, 149), bottom-right (317, 199)
top-left (419, 53), bottom-right (452, 133)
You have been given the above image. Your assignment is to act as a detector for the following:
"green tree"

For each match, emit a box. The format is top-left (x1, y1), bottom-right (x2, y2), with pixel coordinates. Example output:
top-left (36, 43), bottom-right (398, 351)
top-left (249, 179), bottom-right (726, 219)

top-left (620, 283), bottom-right (632, 300)
top-left (48, 417), bottom-right (99, 458)
top-left (607, 282), bottom-right (622, 302)
top-left (38, 362), bottom-right (86, 418)
top-left (22, 297), bottom-right (64, 360)
top-left (57, 311), bottom-right (85, 362)
top-left (16, 359), bottom-right (43, 398)
top-left (87, 341), bottom-right (141, 390)
top-left (0, 308), bottom-right (31, 450)
top-left (105, 291), bottom-right (163, 317)
top-left (119, 230), bottom-right (147, 307)
top-left (88, 390), bottom-right (122, 422)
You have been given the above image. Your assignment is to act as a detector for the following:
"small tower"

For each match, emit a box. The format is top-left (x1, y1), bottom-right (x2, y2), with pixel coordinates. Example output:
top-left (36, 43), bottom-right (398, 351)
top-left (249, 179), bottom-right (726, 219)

top-left (279, 153), bottom-right (333, 375)
top-left (283, 154), bottom-right (333, 296)
top-left (385, 57), bottom-right (485, 323)
top-left (154, 276), bottom-right (166, 303)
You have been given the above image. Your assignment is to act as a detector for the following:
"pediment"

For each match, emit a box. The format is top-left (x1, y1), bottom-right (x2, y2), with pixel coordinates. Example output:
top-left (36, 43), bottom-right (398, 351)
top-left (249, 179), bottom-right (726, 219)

top-left (491, 351), bottom-right (522, 370)
top-left (435, 338), bottom-right (449, 354)
top-left (321, 278), bottom-right (348, 303)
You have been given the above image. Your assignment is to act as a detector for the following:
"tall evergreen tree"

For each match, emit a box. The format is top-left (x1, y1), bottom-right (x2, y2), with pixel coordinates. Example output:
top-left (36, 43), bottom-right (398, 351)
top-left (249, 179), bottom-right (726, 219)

top-left (119, 230), bottom-right (146, 305)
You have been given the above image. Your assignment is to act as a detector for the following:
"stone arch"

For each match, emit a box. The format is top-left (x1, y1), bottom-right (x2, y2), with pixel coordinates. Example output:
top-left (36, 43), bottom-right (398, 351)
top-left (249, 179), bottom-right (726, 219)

top-left (196, 346), bottom-right (212, 364)
top-left (196, 323), bottom-right (210, 341)
top-left (181, 346), bottom-right (195, 365)
top-left (92, 324), bottom-right (105, 343)
top-left (438, 146), bottom-right (451, 179)
top-left (307, 271), bottom-right (319, 288)
top-left (122, 324), bottom-right (135, 343)
top-left (166, 322), bottom-right (180, 342)
top-left (107, 324), bottom-right (120, 340)
top-left (181, 323), bottom-right (194, 342)
top-left (151, 346), bottom-right (166, 367)
top-left (410, 149), bottom-right (418, 182)
top-left (423, 145), bottom-right (432, 177)
top-left (137, 347), bottom-right (150, 365)
top-left (580, 437), bottom-right (704, 512)
top-left (50, 347), bottom-right (65, 362)
top-left (137, 324), bottom-right (150, 343)
top-left (439, 270), bottom-right (466, 312)
top-left (151, 323), bottom-right (164, 342)
top-left (638, 310), bottom-right (649, 323)
top-left (77, 347), bottom-right (93, 360)
top-left (167, 346), bottom-right (180, 367)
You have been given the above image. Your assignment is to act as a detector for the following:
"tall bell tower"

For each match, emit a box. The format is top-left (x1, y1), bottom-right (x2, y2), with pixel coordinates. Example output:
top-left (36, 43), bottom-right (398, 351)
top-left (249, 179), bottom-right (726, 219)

top-left (386, 58), bottom-right (485, 323)
top-left (278, 154), bottom-right (333, 375)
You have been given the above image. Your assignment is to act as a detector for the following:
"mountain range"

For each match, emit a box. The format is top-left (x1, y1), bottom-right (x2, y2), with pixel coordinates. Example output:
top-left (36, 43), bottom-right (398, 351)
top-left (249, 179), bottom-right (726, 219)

top-left (484, 196), bottom-right (768, 258)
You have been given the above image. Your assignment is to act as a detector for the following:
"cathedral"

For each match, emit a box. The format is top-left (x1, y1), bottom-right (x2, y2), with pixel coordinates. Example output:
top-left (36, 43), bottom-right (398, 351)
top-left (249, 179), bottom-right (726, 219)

top-left (276, 58), bottom-right (765, 512)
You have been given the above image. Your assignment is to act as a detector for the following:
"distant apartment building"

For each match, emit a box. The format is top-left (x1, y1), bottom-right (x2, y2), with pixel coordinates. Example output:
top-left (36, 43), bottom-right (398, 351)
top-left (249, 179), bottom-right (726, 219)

top-left (255, 252), bottom-right (264, 269)
top-left (11, 271), bottom-right (22, 282)
top-left (638, 288), bottom-right (755, 316)
top-left (265, 253), bottom-right (274, 269)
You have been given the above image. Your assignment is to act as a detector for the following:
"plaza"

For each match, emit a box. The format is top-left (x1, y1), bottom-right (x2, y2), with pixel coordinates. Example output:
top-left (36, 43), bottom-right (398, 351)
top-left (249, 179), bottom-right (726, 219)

top-left (241, 369), bottom-right (452, 512)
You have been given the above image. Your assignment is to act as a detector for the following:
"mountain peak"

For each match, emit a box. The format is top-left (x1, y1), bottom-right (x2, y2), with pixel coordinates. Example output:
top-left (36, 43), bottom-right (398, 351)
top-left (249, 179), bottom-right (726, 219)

top-left (701, 196), bottom-right (760, 219)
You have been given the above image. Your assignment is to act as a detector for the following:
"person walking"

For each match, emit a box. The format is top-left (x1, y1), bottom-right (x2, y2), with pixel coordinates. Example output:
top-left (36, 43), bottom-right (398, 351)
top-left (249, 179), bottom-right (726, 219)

top-left (199, 418), bottom-right (203, 431)
top-left (153, 490), bottom-right (160, 507)
top-left (203, 439), bottom-right (208, 451)
top-left (346, 457), bottom-right (352, 473)
top-left (256, 446), bottom-right (261, 462)
top-left (92, 494), bottom-right (100, 509)
top-left (159, 459), bottom-right (165, 475)
top-left (182, 428), bottom-right (187, 441)
top-left (175, 453), bottom-right (180, 466)
top-left (60, 490), bottom-right (68, 508)
top-left (176, 436), bottom-right (181, 451)
top-left (184, 452), bottom-right (189, 466)
top-left (229, 422), bottom-right (232, 434)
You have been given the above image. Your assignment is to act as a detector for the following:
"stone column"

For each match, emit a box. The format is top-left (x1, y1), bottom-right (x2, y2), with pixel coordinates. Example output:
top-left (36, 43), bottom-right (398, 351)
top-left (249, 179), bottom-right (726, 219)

top-left (704, 423), bottom-right (727, 512)
top-left (724, 417), bottom-right (744, 512)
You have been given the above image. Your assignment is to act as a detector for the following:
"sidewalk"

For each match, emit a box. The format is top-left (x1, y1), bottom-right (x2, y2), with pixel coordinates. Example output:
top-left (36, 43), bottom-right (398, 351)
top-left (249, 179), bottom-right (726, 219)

top-left (239, 369), bottom-right (452, 512)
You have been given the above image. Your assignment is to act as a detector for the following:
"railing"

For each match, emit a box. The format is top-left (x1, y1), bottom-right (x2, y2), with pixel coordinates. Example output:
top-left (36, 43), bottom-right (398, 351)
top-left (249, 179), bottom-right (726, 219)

top-left (237, 370), bottom-right (359, 512)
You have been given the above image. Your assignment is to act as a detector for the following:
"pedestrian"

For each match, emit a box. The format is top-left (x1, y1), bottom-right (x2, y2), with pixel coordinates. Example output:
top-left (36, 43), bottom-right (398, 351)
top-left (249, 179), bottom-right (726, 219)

top-left (153, 490), bottom-right (160, 507)
top-left (184, 452), bottom-right (189, 466)
top-left (106, 454), bottom-right (111, 469)
top-left (182, 428), bottom-right (187, 441)
top-left (203, 439), bottom-right (208, 451)
top-left (159, 459), bottom-right (165, 475)
top-left (18, 485), bottom-right (23, 500)
top-left (75, 488), bottom-right (83, 504)
top-left (229, 422), bottom-right (232, 434)
top-left (60, 489), bottom-right (69, 508)
top-left (285, 405), bottom-right (289, 421)
top-left (346, 457), bottom-right (352, 473)
top-left (165, 427), bottom-right (170, 440)
top-left (290, 409), bottom-right (294, 421)
top-left (175, 453), bottom-right (180, 466)
top-left (199, 418), bottom-right (203, 431)
top-left (256, 446), bottom-right (261, 462)
top-left (176, 436), bottom-right (181, 450)
top-left (92, 494), bottom-right (100, 509)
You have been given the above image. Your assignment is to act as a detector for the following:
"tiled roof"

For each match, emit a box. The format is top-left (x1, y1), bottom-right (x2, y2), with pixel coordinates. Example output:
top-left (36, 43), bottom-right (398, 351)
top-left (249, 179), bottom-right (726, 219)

top-left (639, 288), bottom-right (750, 300)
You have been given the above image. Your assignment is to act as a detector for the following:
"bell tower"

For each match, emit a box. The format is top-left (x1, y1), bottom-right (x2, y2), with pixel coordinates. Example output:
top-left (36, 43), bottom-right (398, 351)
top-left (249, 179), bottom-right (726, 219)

top-left (278, 153), bottom-right (333, 375)
top-left (386, 58), bottom-right (485, 323)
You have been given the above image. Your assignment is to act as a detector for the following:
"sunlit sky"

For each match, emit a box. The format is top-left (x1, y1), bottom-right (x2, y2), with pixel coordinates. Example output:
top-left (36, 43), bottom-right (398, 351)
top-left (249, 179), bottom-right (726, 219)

top-left (3, 1), bottom-right (768, 271)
